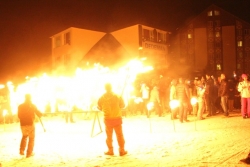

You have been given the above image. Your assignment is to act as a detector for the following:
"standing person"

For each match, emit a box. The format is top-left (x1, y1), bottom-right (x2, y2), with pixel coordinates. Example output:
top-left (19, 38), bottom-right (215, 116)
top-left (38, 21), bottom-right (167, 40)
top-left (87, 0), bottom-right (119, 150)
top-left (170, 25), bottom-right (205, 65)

top-left (140, 83), bottom-right (150, 117)
top-left (169, 79), bottom-right (178, 119)
top-left (18, 94), bottom-right (43, 158)
top-left (175, 77), bottom-right (190, 123)
top-left (97, 83), bottom-right (127, 156)
top-left (218, 73), bottom-right (229, 116)
top-left (237, 74), bottom-right (250, 118)
top-left (149, 85), bottom-right (163, 117)
top-left (205, 73), bottom-right (216, 116)
top-left (196, 80), bottom-right (206, 120)
top-left (191, 78), bottom-right (199, 116)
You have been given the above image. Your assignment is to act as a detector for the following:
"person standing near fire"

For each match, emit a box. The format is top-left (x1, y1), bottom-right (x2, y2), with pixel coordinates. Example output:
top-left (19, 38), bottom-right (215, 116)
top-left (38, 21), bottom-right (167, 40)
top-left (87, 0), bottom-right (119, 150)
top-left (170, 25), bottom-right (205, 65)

top-left (218, 73), bottom-right (229, 116)
top-left (18, 94), bottom-right (43, 158)
top-left (149, 85), bottom-right (163, 117)
top-left (174, 77), bottom-right (190, 123)
top-left (97, 83), bottom-right (127, 156)
top-left (237, 74), bottom-right (250, 118)
top-left (140, 83), bottom-right (150, 117)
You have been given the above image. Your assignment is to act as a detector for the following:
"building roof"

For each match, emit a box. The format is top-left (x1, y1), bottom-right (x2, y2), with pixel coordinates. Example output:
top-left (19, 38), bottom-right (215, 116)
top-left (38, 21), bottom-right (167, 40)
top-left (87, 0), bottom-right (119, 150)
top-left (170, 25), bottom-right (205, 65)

top-left (79, 33), bottom-right (129, 68)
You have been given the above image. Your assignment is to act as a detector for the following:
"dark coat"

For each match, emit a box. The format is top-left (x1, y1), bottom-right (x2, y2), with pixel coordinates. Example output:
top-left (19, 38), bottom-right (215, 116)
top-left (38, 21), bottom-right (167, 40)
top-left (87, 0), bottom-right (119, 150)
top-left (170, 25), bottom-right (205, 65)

top-left (218, 79), bottom-right (229, 97)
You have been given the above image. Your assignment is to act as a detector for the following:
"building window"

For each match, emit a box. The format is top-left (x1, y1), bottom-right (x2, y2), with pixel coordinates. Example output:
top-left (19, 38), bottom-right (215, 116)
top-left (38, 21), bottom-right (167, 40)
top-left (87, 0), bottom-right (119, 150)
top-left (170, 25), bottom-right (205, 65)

top-left (215, 20), bottom-right (220, 27)
top-left (215, 53), bottom-right (221, 59)
top-left (64, 32), bottom-right (71, 45)
top-left (207, 21), bottom-right (213, 27)
top-left (216, 64), bottom-right (221, 70)
top-left (215, 32), bottom-right (220, 38)
top-left (55, 36), bottom-right (61, 48)
top-left (157, 32), bottom-right (167, 43)
top-left (244, 29), bottom-right (250, 35)
top-left (158, 32), bottom-right (163, 42)
top-left (246, 52), bottom-right (250, 57)
top-left (150, 30), bottom-right (154, 41)
top-left (237, 29), bottom-right (242, 36)
top-left (163, 33), bottom-right (167, 43)
top-left (207, 11), bottom-right (213, 16)
top-left (238, 52), bottom-right (243, 58)
top-left (142, 29), bottom-right (150, 40)
top-left (188, 33), bottom-right (192, 39)
top-left (237, 63), bottom-right (241, 69)
top-left (214, 10), bottom-right (220, 16)
top-left (238, 41), bottom-right (243, 47)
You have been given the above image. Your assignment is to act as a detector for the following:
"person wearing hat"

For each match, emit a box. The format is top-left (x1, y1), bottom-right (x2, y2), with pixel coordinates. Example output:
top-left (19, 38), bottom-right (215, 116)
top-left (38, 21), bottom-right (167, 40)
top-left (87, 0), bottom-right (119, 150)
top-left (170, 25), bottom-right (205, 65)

top-left (237, 74), bottom-right (250, 118)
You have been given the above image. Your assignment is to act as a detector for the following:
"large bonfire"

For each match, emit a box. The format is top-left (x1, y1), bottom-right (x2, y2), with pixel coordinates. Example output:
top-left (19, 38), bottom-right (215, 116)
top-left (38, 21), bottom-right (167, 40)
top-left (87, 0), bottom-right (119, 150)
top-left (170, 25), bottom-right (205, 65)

top-left (2, 60), bottom-right (153, 116)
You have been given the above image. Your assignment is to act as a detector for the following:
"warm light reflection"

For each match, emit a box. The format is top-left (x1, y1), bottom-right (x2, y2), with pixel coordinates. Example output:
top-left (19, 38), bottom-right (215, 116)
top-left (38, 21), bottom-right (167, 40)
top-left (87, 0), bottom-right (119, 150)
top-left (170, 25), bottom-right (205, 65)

top-left (169, 100), bottom-right (180, 109)
top-left (147, 102), bottom-right (154, 111)
top-left (190, 97), bottom-right (198, 105)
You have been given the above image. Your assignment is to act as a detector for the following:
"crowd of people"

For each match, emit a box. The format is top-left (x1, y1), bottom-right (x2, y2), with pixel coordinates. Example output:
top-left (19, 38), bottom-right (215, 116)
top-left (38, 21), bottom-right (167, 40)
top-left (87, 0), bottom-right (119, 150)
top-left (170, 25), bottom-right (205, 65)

top-left (127, 72), bottom-right (249, 122)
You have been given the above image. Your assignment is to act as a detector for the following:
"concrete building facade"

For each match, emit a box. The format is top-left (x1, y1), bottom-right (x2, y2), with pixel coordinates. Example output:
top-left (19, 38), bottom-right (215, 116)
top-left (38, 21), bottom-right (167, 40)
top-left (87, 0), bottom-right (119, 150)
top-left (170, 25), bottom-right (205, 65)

top-left (51, 25), bottom-right (170, 74)
top-left (50, 27), bottom-right (106, 75)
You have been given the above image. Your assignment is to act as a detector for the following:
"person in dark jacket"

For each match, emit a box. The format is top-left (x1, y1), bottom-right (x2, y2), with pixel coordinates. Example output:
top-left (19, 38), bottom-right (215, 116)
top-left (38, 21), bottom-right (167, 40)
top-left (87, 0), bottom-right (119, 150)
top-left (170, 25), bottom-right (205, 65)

top-left (97, 83), bottom-right (127, 156)
top-left (18, 94), bottom-right (42, 158)
top-left (205, 73), bottom-right (216, 116)
top-left (218, 73), bottom-right (229, 116)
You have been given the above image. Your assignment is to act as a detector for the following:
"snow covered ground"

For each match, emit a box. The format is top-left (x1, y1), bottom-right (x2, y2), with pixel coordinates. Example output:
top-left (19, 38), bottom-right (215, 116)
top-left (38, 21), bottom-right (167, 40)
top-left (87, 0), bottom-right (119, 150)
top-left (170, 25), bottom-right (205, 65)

top-left (1, 111), bottom-right (250, 167)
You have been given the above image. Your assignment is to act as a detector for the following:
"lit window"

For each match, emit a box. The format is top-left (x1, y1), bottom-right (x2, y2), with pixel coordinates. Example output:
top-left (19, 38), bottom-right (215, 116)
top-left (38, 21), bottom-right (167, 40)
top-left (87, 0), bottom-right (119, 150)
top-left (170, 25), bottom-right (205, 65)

top-left (216, 64), bottom-right (221, 70)
top-left (55, 36), bottom-right (61, 48)
top-left (188, 34), bottom-right (192, 39)
top-left (64, 32), bottom-right (71, 45)
top-left (215, 32), bottom-right (220, 38)
top-left (207, 11), bottom-right (213, 16)
top-left (214, 10), bottom-right (220, 16)
top-left (238, 41), bottom-right (243, 47)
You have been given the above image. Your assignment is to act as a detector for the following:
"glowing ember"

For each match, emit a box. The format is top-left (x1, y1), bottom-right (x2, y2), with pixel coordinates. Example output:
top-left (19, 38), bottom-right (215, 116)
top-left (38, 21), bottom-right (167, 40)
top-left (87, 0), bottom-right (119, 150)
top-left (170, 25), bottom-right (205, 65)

top-left (190, 97), bottom-right (198, 105)
top-left (3, 109), bottom-right (8, 117)
top-left (169, 100), bottom-right (180, 109)
top-left (147, 102), bottom-right (154, 111)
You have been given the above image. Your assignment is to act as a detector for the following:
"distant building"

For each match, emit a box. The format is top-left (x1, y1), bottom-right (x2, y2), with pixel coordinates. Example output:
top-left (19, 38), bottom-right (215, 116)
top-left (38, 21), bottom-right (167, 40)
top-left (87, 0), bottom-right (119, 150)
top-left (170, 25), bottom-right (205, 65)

top-left (171, 4), bottom-right (250, 78)
top-left (50, 27), bottom-right (106, 75)
top-left (50, 25), bottom-right (170, 74)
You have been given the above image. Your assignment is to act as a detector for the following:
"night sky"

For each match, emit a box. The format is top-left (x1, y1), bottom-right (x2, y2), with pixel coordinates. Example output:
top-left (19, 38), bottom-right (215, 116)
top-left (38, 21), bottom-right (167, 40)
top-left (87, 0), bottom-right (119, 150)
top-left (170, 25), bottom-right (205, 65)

top-left (0, 0), bottom-right (250, 82)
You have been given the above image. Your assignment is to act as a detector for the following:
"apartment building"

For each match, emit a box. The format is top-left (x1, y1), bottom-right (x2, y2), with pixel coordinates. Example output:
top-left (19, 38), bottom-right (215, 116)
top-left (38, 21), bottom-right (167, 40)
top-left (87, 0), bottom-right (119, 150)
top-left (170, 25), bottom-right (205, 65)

top-left (171, 4), bottom-right (250, 77)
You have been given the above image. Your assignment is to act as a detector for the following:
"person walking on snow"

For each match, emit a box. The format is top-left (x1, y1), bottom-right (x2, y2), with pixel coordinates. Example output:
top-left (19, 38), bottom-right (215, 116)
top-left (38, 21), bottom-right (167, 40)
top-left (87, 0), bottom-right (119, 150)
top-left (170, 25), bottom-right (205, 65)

top-left (237, 74), bottom-right (250, 118)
